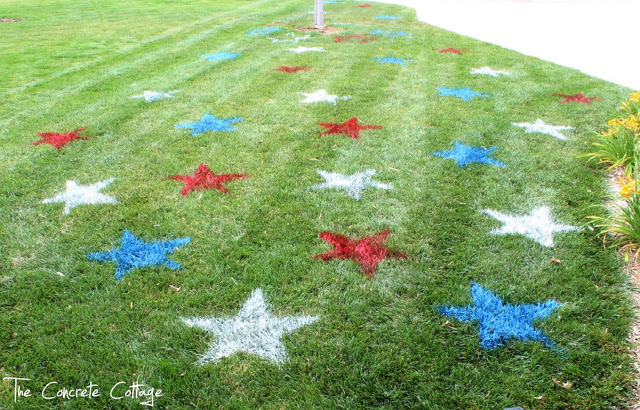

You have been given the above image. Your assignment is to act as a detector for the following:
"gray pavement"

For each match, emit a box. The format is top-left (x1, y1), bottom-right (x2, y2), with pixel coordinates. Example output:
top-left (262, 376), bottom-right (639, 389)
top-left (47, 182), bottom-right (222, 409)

top-left (361, 0), bottom-right (639, 90)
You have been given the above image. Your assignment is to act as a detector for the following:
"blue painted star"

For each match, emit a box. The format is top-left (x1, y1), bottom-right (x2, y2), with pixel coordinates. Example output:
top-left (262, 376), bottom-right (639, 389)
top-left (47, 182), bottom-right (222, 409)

top-left (88, 230), bottom-right (191, 281)
top-left (373, 57), bottom-right (410, 66)
top-left (175, 113), bottom-right (242, 136)
top-left (436, 87), bottom-right (490, 101)
top-left (371, 29), bottom-right (410, 38)
top-left (438, 282), bottom-right (561, 350)
top-left (202, 52), bottom-right (241, 61)
top-left (246, 27), bottom-right (282, 36)
top-left (375, 15), bottom-right (399, 19)
top-left (433, 141), bottom-right (505, 168)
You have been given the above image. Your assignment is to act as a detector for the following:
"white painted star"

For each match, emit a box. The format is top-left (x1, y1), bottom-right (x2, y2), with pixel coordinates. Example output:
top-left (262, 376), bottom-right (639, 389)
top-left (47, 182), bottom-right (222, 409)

top-left (182, 289), bottom-right (318, 365)
top-left (267, 34), bottom-right (310, 43)
top-left (288, 46), bottom-right (324, 53)
top-left (300, 89), bottom-right (351, 105)
top-left (482, 206), bottom-right (581, 247)
top-left (131, 90), bottom-right (181, 103)
top-left (470, 67), bottom-right (511, 77)
top-left (311, 169), bottom-right (393, 200)
top-left (43, 178), bottom-right (118, 214)
top-left (512, 119), bottom-right (574, 140)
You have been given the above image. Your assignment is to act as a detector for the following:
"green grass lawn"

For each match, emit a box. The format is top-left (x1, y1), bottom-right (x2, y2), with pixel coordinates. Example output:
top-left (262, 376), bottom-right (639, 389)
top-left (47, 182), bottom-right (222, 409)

top-left (0, 0), bottom-right (636, 407)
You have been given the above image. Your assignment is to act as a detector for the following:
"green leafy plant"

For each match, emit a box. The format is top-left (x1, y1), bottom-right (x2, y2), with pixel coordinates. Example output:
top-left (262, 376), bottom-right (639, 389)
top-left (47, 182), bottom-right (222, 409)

top-left (589, 192), bottom-right (640, 261)
top-left (582, 127), bottom-right (640, 175)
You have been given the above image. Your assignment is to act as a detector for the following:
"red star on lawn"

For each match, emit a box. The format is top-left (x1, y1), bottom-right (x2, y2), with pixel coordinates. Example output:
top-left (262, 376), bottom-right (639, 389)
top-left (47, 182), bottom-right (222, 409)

top-left (168, 164), bottom-right (249, 196)
top-left (314, 229), bottom-right (406, 277)
top-left (318, 117), bottom-right (382, 140)
top-left (552, 92), bottom-right (603, 104)
top-left (32, 128), bottom-right (90, 150)
top-left (333, 34), bottom-right (377, 43)
top-left (273, 65), bottom-right (311, 73)
top-left (358, 4), bottom-right (372, 7)
top-left (436, 47), bottom-right (463, 54)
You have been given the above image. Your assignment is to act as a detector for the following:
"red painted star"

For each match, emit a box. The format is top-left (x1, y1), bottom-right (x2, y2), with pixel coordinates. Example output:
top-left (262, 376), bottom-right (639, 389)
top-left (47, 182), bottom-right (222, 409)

top-left (333, 34), bottom-right (377, 43)
top-left (32, 128), bottom-right (90, 150)
top-left (436, 47), bottom-right (463, 54)
top-left (552, 92), bottom-right (603, 104)
top-left (315, 229), bottom-right (406, 277)
top-left (318, 117), bottom-right (382, 140)
top-left (168, 164), bottom-right (249, 196)
top-left (273, 65), bottom-right (311, 73)
top-left (358, 4), bottom-right (372, 7)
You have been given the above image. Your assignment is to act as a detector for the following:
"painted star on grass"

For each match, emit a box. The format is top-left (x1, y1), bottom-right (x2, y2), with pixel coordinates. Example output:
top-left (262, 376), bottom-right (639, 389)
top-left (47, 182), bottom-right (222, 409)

top-left (512, 119), bottom-right (574, 140)
top-left (470, 67), bottom-right (511, 77)
top-left (182, 288), bottom-right (318, 365)
top-left (482, 206), bottom-right (581, 247)
top-left (32, 128), bottom-right (90, 150)
top-left (436, 87), bottom-right (490, 101)
top-left (88, 230), bottom-right (190, 281)
top-left (433, 141), bottom-right (505, 168)
top-left (168, 163), bottom-right (249, 195)
top-left (436, 47), bottom-right (463, 54)
top-left (311, 169), bottom-right (392, 200)
top-left (315, 229), bottom-right (406, 277)
top-left (273, 65), bottom-right (311, 73)
top-left (318, 117), bottom-right (382, 140)
top-left (373, 57), bottom-right (410, 65)
top-left (43, 178), bottom-right (117, 215)
top-left (267, 34), bottom-right (310, 43)
top-left (202, 52), bottom-right (241, 61)
top-left (175, 113), bottom-right (242, 136)
top-left (246, 27), bottom-right (282, 36)
top-left (371, 29), bottom-right (410, 37)
top-left (552, 92), bottom-right (603, 104)
top-left (438, 282), bottom-right (561, 350)
top-left (300, 89), bottom-right (351, 105)
top-left (375, 15), bottom-right (399, 19)
top-left (288, 46), bottom-right (324, 53)
top-left (131, 90), bottom-right (181, 103)
top-left (358, 4), bottom-right (373, 8)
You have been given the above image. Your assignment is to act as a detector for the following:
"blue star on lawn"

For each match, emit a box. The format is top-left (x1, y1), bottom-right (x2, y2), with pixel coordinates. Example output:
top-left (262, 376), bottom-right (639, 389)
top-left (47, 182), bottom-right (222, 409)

top-left (375, 15), bottom-right (399, 19)
top-left (175, 113), bottom-right (242, 136)
top-left (371, 29), bottom-right (411, 38)
top-left (246, 27), bottom-right (282, 36)
top-left (202, 52), bottom-right (241, 61)
top-left (436, 87), bottom-right (490, 101)
top-left (373, 57), bottom-right (410, 66)
top-left (88, 230), bottom-right (191, 281)
top-left (438, 282), bottom-right (561, 350)
top-left (433, 141), bottom-right (506, 168)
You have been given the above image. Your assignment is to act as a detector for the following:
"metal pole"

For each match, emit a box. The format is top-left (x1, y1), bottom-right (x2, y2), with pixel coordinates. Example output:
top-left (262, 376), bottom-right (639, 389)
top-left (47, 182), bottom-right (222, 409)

top-left (315, 0), bottom-right (324, 28)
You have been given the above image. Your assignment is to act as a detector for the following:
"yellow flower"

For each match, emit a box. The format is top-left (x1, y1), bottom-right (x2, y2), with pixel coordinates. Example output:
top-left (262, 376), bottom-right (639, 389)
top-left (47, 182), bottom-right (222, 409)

top-left (630, 92), bottom-right (640, 103)
top-left (620, 175), bottom-right (638, 198)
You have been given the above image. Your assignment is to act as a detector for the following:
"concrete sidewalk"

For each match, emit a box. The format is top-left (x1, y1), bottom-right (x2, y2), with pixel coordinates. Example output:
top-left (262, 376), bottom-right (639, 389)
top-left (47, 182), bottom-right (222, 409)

top-left (363, 0), bottom-right (639, 91)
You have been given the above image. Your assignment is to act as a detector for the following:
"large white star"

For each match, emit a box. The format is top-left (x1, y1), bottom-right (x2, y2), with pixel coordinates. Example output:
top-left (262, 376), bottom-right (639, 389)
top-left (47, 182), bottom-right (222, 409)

top-left (482, 206), bottom-right (581, 247)
top-left (512, 119), bottom-right (574, 140)
top-left (288, 46), bottom-right (324, 53)
top-left (311, 169), bottom-right (393, 200)
top-left (182, 289), bottom-right (318, 365)
top-left (131, 90), bottom-right (180, 103)
top-left (42, 178), bottom-right (118, 214)
top-left (470, 67), bottom-right (511, 77)
top-left (300, 89), bottom-right (351, 105)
